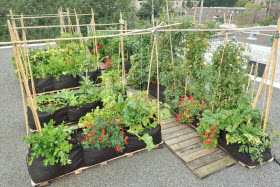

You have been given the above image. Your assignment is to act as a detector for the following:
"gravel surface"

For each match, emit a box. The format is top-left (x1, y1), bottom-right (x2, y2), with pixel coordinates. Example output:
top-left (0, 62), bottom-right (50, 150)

top-left (1, 47), bottom-right (280, 187)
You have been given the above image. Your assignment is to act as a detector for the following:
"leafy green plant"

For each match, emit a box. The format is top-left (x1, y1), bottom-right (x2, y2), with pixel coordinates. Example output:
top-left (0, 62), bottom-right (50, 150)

top-left (23, 120), bottom-right (72, 166)
top-left (82, 113), bottom-right (126, 152)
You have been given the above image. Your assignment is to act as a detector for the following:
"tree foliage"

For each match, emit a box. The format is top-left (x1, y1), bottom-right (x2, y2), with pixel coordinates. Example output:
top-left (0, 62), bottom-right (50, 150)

top-left (203, 0), bottom-right (238, 7)
top-left (0, 0), bottom-right (137, 42)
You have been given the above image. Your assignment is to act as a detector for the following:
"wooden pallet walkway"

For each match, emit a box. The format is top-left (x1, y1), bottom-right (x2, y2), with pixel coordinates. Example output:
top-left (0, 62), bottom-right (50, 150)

top-left (127, 87), bottom-right (236, 179)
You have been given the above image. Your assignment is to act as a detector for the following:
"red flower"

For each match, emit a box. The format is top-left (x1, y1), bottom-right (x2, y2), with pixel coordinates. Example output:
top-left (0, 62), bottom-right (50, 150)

top-left (101, 130), bottom-right (106, 134)
top-left (98, 137), bottom-right (102, 141)
top-left (125, 136), bottom-right (129, 140)
top-left (97, 45), bottom-right (101, 49)
top-left (177, 115), bottom-right (182, 119)
top-left (125, 141), bottom-right (128, 145)
top-left (110, 120), bottom-right (114, 124)
top-left (91, 139), bottom-right (94, 142)
top-left (117, 116), bottom-right (120, 119)
top-left (210, 135), bottom-right (214, 138)
top-left (204, 141), bottom-right (208, 145)
top-left (176, 118), bottom-right (179, 121)
top-left (88, 124), bottom-right (92, 128)
top-left (135, 73), bottom-right (137, 75)
top-left (98, 51), bottom-right (101, 53)
top-left (116, 147), bottom-right (120, 152)
top-left (85, 137), bottom-right (89, 140)
top-left (191, 102), bottom-right (194, 105)
top-left (136, 78), bottom-right (138, 80)
top-left (127, 72), bottom-right (130, 75)
top-left (132, 82), bottom-right (135, 85)
top-left (120, 120), bottom-right (123, 123)
top-left (198, 134), bottom-right (201, 136)
top-left (210, 141), bottom-right (213, 145)
top-left (197, 123), bottom-right (200, 126)
top-left (201, 101), bottom-right (205, 106)
top-left (115, 64), bottom-right (117, 67)
top-left (211, 126), bottom-right (216, 131)
top-left (91, 131), bottom-right (95, 136)
top-left (67, 61), bottom-right (71, 65)
top-left (180, 112), bottom-right (183, 115)
top-left (186, 110), bottom-right (190, 113)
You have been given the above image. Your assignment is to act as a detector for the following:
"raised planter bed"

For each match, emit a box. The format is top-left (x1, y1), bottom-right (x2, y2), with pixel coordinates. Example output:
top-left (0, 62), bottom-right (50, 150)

top-left (27, 126), bottom-right (162, 185)
top-left (27, 68), bottom-right (102, 93)
top-left (139, 83), bottom-right (166, 103)
top-left (27, 101), bottom-right (103, 130)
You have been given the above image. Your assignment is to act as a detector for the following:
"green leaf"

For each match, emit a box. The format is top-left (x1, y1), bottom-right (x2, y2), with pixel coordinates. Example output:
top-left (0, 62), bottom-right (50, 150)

top-left (140, 134), bottom-right (155, 152)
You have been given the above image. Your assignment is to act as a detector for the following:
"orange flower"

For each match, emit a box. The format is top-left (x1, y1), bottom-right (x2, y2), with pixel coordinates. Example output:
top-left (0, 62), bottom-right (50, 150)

top-left (91, 131), bottom-right (95, 136)
top-left (125, 136), bottom-right (128, 140)
top-left (110, 120), bottom-right (114, 124)
top-left (101, 130), bottom-right (106, 133)
top-left (125, 142), bottom-right (128, 145)
top-left (115, 147), bottom-right (120, 152)
top-left (88, 124), bottom-right (92, 128)
top-left (85, 137), bottom-right (89, 140)
top-left (120, 120), bottom-right (123, 123)
top-left (117, 116), bottom-right (120, 119)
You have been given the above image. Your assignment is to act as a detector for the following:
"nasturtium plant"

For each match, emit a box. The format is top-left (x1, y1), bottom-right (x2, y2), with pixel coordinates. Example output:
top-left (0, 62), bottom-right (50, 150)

top-left (82, 113), bottom-right (126, 152)
top-left (23, 120), bottom-right (72, 166)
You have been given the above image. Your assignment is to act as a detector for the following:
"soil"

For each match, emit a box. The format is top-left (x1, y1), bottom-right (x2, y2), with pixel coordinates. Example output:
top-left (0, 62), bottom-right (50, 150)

top-left (69, 130), bottom-right (85, 145)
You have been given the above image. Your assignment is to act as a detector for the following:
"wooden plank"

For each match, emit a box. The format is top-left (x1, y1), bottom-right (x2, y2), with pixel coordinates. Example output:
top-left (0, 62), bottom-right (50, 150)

top-left (170, 137), bottom-right (202, 150)
top-left (164, 132), bottom-right (198, 145)
top-left (163, 117), bottom-right (177, 124)
top-left (181, 147), bottom-right (219, 163)
top-left (193, 156), bottom-right (236, 179)
top-left (162, 128), bottom-right (195, 140)
top-left (187, 150), bottom-right (228, 170)
top-left (175, 142), bottom-right (205, 157)
top-left (161, 124), bottom-right (189, 135)
top-left (162, 121), bottom-right (183, 130)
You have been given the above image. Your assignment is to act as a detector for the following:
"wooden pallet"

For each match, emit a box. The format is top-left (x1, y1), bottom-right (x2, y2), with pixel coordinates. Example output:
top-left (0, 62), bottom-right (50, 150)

top-left (31, 142), bottom-right (162, 186)
top-left (161, 116), bottom-right (236, 179)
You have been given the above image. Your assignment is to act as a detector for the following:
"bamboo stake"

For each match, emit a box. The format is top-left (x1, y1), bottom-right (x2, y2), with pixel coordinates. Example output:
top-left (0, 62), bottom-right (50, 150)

top-left (251, 62), bottom-right (258, 99)
top-left (246, 64), bottom-right (254, 94)
top-left (8, 21), bottom-right (42, 133)
top-left (120, 13), bottom-right (125, 95)
top-left (194, 9), bottom-right (196, 22)
top-left (10, 13), bottom-right (95, 20)
top-left (118, 41), bottom-right (121, 74)
top-left (59, 8), bottom-right (63, 35)
top-left (91, 8), bottom-right (99, 69)
top-left (8, 20), bottom-right (29, 137)
top-left (2, 23), bottom-right (182, 45)
top-left (263, 18), bottom-right (280, 130)
top-left (20, 15), bottom-right (37, 97)
top-left (261, 68), bottom-right (269, 122)
top-left (185, 75), bottom-right (189, 96)
top-left (74, 9), bottom-right (81, 35)
top-left (154, 21), bottom-right (161, 125)
top-left (66, 8), bottom-right (74, 34)
top-left (146, 32), bottom-right (156, 101)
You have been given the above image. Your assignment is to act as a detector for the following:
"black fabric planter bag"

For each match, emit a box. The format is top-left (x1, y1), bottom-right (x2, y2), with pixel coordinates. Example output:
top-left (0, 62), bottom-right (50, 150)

top-left (218, 130), bottom-right (272, 166)
top-left (68, 101), bottom-right (102, 122)
top-left (27, 145), bottom-right (84, 184)
top-left (140, 83), bottom-right (165, 103)
top-left (83, 147), bottom-right (125, 166)
top-left (78, 68), bottom-right (102, 84)
top-left (28, 107), bottom-right (68, 130)
top-left (53, 75), bottom-right (79, 90)
top-left (125, 60), bottom-right (132, 73)
top-left (27, 107), bottom-right (51, 130)
top-left (28, 76), bottom-right (54, 93)
top-left (248, 60), bottom-right (266, 78)
top-left (125, 125), bottom-right (162, 153)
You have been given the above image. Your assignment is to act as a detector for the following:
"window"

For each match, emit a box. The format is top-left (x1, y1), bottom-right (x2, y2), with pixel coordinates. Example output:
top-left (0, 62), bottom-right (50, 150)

top-left (176, 2), bottom-right (178, 5)
top-left (182, 12), bottom-right (185, 15)
top-left (179, 12), bottom-right (181, 15)
top-left (217, 9), bottom-right (222, 13)
top-left (140, 2), bottom-right (142, 5)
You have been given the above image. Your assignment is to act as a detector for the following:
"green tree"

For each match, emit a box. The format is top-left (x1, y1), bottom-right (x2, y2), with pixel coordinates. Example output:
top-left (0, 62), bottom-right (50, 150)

top-left (204, 0), bottom-right (238, 7)
top-left (187, 0), bottom-right (193, 8)
top-left (137, 0), bottom-right (173, 21)
top-left (0, 0), bottom-right (137, 42)
top-left (236, 0), bottom-right (250, 7)
top-left (236, 2), bottom-right (262, 25)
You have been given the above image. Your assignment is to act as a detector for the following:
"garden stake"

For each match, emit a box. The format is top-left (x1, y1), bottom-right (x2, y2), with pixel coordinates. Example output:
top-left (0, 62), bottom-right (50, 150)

top-left (263, 18), bottom-right (280, 130)
top-left (58, 8), bottom-right (64, 35)
top-left (146, 24), bottom-right (157, 101)
top-left (261, 65), bottom-right (269, 122)
top-left (154, 20), bottom-right (161, 124)
top-left (20, 15), bottom-right (37, 98)
top-left (246, 64), bottom-right (254, 94)
top-left (120, 12), bottom-right (125, 95)
top-left (11, 13), bottom-right (95, 20)
top-left (118, 41), bottom-right (121, 74)
top-left (193, 8), bottom-right (196, 22)
top-left (8, 21), bottom-right (42, 134)
top-left (165, 0), bottom-right (176, 90)
top-left (185, 75), bottom-right (189, 97)
top-left (251, 62), bottom-right (258, 99)
top-left (66, 8), bottom-right (74, 34)
top-left (91, 8), bottom-right (99, 69)
top-left (212, 14), bottom-right (232, 111)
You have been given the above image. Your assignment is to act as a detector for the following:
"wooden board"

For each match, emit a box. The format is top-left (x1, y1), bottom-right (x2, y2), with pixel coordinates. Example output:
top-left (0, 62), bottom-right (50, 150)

top-left (162, 128), bottom-right (195, 140)
top-left (193, 156), bottom-right (236, 179)
top-left (164, 132), bottom-right (198, 145)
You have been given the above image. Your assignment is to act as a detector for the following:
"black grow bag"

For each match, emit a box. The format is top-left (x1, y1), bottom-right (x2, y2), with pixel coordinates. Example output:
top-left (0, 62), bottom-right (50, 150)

top-left (125, 60), bottom-right (131, 73)
top-left (27, 106), bottom-right (68, 130)
top-left (78, 68), bottom-right (102, 84)
top-left (140, 83), bottom-right (165, 103)
top-left (125, 125), bottom-right (162, 153)
top-left (83, 147), bottom-right (125, 166)
top-left (68, 101), bottom-right (103, 122)
top-left (218, 130), bottom-right (272, 166)
top-left (28, 76), bottom-right (54, 93)
top-left (53, 75), bottom-right (79, 90)
top-left (27, 145), bottom-right (84, 184)
top-left (248, 60), bottom-right (266, 78)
